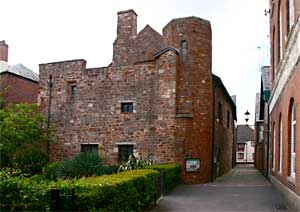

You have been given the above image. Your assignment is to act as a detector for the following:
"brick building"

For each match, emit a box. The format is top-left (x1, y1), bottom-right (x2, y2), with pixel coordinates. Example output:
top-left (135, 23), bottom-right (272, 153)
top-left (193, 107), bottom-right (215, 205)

top-left (268, 0), bottom-right (300, 210)
top-left (39, 10), bottom-right (236, 184)
top-left (254, 66), bottom-right (271, 175)
top-left (0, 41), bottom-right (39, 108)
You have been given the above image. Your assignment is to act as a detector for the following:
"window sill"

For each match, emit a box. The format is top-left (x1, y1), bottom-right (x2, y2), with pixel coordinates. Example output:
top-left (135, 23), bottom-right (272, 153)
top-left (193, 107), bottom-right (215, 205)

top-left (287, 176), bottom-right (296, 184)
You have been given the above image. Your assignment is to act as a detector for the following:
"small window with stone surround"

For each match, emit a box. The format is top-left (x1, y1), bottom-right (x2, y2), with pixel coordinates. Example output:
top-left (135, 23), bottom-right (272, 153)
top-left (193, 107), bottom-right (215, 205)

top-left (121, 102), bottom-right (133, 113)
top-left (181, 40), bottom-right (187, 62)
top-left (67, 81), bottom-right (77, 101)
top-left (118, 145), bottom-right (133, 162)
top-left (81, 144), bottom-right (98, 154)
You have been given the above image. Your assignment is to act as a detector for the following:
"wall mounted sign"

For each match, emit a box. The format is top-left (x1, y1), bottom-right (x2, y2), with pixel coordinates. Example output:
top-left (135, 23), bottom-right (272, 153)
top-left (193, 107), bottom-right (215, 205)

top-left (185, 158), bottom-right (200, 172)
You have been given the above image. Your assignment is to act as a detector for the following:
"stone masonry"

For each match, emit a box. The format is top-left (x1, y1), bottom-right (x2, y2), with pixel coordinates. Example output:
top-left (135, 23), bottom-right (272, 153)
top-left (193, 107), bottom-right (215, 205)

top-left (39, 9), bottom-right (236, 184)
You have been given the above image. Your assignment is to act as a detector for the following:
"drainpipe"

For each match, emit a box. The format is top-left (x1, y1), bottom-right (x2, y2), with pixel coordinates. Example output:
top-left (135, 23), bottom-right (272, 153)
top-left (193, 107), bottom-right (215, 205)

top-left (47, 75), bottom-right (53, 154)
top-left (266, 104), bottom-right (270, 180)
top-left (211, 81), bottom-right (220, 182)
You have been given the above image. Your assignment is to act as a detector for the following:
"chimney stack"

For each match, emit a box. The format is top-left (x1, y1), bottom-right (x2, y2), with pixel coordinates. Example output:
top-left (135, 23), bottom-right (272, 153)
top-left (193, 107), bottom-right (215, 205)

top-left (0, 41), bottom-right (8, 62)
top-left (117, 9), bottom-right (137, 39)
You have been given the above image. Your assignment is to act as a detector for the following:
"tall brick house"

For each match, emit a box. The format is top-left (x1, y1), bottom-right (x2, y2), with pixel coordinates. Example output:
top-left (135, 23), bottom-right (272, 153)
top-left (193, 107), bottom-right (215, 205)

top-left (39, 10), bottom-right (236, 184)
top-left (268, 0), bottom-right (300, 210)
top-left (0, 41), bottom-right (39, 108)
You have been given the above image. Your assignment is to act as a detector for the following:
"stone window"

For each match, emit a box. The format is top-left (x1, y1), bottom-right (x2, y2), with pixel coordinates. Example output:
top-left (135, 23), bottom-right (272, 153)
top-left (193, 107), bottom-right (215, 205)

top-left (289, 100), bottom-right (296, 179)
top-left (71, 85), bottom-right (77, 98)
top-left (272, 123), bottom-right (276, 171)
top-left (217, 102), bottom-right (223, 125)
top-left (81, 144), bottom-right (98, 154)
top-left (278, 1), bottom-right (283, 62)
top-left (278, 115), bottom-right (283, 174)
top-left (118, 145), bottom-right (133, 162)
top-left (121, 102), bottom-right (133, 113)
top-left (287, 0), bottom-right (295, 32)
top-left (181, 40), bottom-right (187, 62)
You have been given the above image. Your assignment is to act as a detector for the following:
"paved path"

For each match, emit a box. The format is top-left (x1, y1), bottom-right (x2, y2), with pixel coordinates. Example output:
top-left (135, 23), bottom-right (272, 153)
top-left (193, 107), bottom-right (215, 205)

top-left (151, 165), bottom-right (290, 212)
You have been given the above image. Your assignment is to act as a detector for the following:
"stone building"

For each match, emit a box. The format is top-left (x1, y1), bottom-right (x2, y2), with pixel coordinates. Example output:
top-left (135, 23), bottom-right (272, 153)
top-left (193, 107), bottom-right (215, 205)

top-left (39, 10), bottom-right (236, 184)
top-left (0, 41), bottom-right (39, 108)
top-left (268, 0), bottom-right (300, 210)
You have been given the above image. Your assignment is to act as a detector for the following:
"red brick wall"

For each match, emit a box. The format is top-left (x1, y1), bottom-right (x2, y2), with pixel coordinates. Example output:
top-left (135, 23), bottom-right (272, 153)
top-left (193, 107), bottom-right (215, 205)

top-left (0, 73), bottom-right (38, 107)
top-left (213, 81), bottom-right (235, 178)
top-left (270, 65), bottom-right (300, 195)
top-left (270, 0), bottom-right (300, 85)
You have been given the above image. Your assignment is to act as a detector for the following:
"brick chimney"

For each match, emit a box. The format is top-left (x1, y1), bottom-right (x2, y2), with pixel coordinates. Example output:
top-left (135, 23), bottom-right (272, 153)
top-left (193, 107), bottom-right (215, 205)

top-left (0, 40), bottom-right (8, 62)
top-left (117, 9), bottom-right (137, 39)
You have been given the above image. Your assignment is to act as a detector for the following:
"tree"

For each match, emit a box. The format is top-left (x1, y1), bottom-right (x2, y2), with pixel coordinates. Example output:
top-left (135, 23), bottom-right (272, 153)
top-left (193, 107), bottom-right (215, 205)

top-left (0, 103), bottom-right (50, 174)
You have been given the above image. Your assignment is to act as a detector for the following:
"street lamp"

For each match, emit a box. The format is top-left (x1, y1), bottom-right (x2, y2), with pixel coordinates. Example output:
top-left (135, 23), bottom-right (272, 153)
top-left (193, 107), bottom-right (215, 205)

top-left (245, 110), bottom-right (250, 126)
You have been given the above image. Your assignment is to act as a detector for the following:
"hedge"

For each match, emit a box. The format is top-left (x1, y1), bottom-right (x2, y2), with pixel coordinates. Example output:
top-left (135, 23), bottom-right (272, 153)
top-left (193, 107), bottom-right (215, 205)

top-left (147, 164), bottom-right (181, 193)
top-left (0, 169), bottom-right (158, 211)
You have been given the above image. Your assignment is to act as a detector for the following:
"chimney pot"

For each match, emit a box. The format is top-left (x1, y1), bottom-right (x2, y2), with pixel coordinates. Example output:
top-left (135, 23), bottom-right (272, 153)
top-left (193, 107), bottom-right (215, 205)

top-left (0, 40), bottom-right (8, 62)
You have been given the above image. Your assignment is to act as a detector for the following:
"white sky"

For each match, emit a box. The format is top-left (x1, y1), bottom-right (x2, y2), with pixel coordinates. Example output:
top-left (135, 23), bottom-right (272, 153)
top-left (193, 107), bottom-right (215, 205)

top-left (0, 0), bottom-right (270, 124)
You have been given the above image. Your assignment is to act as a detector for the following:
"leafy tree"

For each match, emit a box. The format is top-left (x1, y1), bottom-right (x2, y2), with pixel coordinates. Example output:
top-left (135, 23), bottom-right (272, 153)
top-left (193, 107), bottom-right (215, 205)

top-left (0, 103), bottom-right (50, 174)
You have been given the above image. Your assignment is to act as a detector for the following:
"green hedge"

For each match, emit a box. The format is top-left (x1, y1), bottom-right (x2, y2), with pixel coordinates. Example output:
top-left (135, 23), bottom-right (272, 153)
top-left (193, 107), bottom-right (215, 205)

top-left (0, 169), bottom-right (158, 211)
top-left (43, 153), bottom-right (118, 180)
top-left (147, 164), bottom-right (181, 193)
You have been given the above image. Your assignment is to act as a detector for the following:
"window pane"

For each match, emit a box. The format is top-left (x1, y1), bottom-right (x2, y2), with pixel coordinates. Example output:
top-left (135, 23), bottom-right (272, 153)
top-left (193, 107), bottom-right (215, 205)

top-left (121, 102), bottom-right (133, 113)
top-left (81, 144), bottom-right (98, 153)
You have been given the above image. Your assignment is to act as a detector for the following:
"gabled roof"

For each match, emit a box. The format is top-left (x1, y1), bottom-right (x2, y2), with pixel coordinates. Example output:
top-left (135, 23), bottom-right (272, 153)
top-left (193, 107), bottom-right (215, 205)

top-left (154, 47), bottom-right (179, 58)
top-left (237, 125), bottom-right (254, 142)
top-left (0, 62), bottom-right (39, 82)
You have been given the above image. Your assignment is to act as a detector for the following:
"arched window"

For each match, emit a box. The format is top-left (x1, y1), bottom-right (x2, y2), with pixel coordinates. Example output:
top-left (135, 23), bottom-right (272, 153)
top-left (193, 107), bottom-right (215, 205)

top-left (278, 1), bottom-right (283, 62)
top-left (288, 0), bottom-right (295, 32)
top-left (272, 123), bottom-right (276, 171)
top-left (272, 26), bottom-right (276, 79)
top-left (279, 114), bottom-right (283, 174)
top-left (290, 101), bottom-right (296, 178)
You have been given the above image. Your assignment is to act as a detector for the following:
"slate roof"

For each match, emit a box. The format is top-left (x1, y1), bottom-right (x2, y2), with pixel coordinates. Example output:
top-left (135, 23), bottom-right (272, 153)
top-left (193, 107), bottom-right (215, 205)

top-left (237, 125), bottom-right (254, 143)
top-left (0, 62), bottom-right (38, 82)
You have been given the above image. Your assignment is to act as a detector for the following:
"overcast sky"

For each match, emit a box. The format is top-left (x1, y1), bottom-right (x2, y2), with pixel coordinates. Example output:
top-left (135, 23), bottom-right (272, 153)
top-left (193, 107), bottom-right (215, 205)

top-left (0, 0), bottom-right (270, 124)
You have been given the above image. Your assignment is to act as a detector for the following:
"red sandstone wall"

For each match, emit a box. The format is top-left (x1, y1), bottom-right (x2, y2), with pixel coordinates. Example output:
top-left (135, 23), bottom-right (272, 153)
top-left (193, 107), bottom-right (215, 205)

top-left (0, 73), bottom-right (38, 107)
top-left (163, 17), bottom-right (213, 184)
top-left (39, 57), bottom-right (178, 163)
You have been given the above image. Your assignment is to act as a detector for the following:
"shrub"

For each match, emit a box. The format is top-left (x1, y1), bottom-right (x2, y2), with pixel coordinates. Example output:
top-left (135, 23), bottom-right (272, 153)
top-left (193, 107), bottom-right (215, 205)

top-left (12, 142), bottom-right (48, 175)
top-left (147, 164), bottom-right (181, 193)
top-left (43, 152), bottom-right (118, 180)
top-left (75, 169), bottom-right (158, 211)
top-left (0, 103), bottom-right (50, 175)
top-left (0, 168), bottom-right (158, 211)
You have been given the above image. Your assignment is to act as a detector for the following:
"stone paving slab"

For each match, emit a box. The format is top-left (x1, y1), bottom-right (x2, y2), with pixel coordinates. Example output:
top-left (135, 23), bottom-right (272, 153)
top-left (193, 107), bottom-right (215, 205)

top-left (150, 165), bottom-right (290, 212)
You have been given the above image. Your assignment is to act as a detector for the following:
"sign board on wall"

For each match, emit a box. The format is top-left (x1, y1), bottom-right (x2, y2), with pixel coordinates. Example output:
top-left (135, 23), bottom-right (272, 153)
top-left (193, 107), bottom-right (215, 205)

top-left (185, 158), bottom-right (200, 172)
